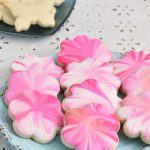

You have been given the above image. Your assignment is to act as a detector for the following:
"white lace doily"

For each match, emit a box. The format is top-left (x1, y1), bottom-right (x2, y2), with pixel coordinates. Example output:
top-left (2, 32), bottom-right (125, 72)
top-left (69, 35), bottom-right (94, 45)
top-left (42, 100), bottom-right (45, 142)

top-left (0, 0), bottom-right (150, 84)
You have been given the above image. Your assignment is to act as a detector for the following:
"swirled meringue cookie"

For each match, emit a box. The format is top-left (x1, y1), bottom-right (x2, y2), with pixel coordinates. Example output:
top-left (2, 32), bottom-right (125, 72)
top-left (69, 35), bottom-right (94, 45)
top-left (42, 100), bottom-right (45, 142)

top-left (122, 67), bottom-right (150, 95)
top-left (113, 51), bottom-right (150, 82)
top-left (118, 92), bottom-right (150, 144)
top-left (11, 54), bottom-right (63, 79)
top-left (8, 90), bottom-right (64, 144)
top-left (61, 103), bottom-right (120, 150)
top-left (5, 64), bottom-right (60, 105)
top-left (60, 58), bottom-right (121, 90)
top-left (57, 35), bottom-right (112, 66)
top-left (62, 79), bottom-right (121, 113)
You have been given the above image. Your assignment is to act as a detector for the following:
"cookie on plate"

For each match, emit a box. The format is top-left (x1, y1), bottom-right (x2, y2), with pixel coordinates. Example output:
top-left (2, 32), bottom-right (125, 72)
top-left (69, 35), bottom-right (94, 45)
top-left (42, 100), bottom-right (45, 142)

top-left (60, 58), bottom-right (121, 91)
top-left (61, 103), bottom-right (120, 150)
top-left (4, 0), bottom-right (59, 31)
top-left (54, 0), bottom-right (64, 6)
top-left (62, 79), bottom-right (121, 113)
top-left (0, 4), bottom-right (14, 25)
top-left (118, 92), bottom-right (150, 144)
top-left (8, 90), bottom-right (64, 143)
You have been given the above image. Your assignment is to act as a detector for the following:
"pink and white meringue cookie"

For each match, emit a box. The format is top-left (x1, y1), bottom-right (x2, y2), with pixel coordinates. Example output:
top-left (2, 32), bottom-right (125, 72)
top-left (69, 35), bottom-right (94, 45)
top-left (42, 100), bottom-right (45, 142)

top-left (62, 79), bottom-right (121, 113)
top-left (11, 54), bottom-right (64, 79)
top-left (8, 90), bottom-right (64, 144)
top-left (118, 92), bottom-right (150, 144)
top-left (122, 67), bottom-right (150, 95)
top-left (5, 64), bottom-right (60, 105)
top-left (113, 50), bottom-right (150, 82)
top-left (61, 103), bottom-right (120, 150)
top-left (60, 58), bottom-right (121, 90)
top-left (57, 35), bottom-right (112, 66)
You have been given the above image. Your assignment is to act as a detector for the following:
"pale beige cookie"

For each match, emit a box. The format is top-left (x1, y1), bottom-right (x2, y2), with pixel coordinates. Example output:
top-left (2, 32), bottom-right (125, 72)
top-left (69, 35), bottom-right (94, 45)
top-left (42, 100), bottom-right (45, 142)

top-left (0, 0), bottom-right (18, 3)
top-left (38, 7), bottom-right (56, 27)
top-left (54, 0), bottom-right (64, 6)
top-left (0, 4), bottom-right (14, 25)
top-left (4, 0), bottom-right (57, 32)
top-left (0, 0), bottom-right (64, 4)
top-left (0, 0), bottom-right (6, 3)
top-left (19, 0), bottom-right (40, 4)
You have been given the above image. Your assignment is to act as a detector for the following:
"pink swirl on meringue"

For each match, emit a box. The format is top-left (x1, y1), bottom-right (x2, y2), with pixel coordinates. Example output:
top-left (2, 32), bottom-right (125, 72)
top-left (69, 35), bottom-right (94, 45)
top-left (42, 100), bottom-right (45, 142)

top-left (62, 79), bottom-right (121, 113)
top-left (118, 92), bottom-right (150, 144)
top-left (61, 103), bottom-right (120, 150)
top-left (122, 67), bottom-right (150, 95)
top-left (57, 35), bottom-right (112, 66)
top-left (9, 90), bottom-right (64, 143)
top-left (5, 64), bottom-right (60, 105)
top-left (113, 51), bottom-right (150, 82)
top-left (60, 58), bottom-right (121, 90)
top-left (11, 54), bottom-right (64, 79)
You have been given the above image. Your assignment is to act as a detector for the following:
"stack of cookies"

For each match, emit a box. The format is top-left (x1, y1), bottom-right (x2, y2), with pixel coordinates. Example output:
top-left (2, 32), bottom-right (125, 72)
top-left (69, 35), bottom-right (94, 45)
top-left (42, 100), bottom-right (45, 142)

top-left (0, 0), bottom-right (64, 32)
top-left (4, 35), bottom-right (150, 149)
top-left (5, 55), bottom-right (64, 143)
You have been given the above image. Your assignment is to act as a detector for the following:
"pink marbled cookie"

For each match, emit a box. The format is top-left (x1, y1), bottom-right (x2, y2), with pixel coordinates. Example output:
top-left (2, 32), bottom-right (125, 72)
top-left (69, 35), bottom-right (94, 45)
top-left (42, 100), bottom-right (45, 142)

top-left (118, 92), bottom-right (150, 144)
top-left (113, 50), bottom-right (150, 82)
top-left (60, 58), bottom-right (121, 90)
top-left (62, 79), bottom-right (121, 113)
top-left (57, 35), bottom-right (112, 66)
top-left (122, 67), bottom-right (150, 95)
top-left (11, 54), bottom-right (63, 79)
top-left (5, 64), bottom-right (60, 105)
top-left (61, 103), bottom-right (120, 150)
top-left (8, 90), bottom-right (64, 143)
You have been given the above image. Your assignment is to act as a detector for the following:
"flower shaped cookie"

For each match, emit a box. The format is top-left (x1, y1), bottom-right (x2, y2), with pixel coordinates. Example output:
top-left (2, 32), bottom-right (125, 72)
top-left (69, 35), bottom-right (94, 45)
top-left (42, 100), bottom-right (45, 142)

top-left (0, 0), bottom-right (64, 5)
top-left (60, 58), bottom-right (121, 90)
top-left (62, 79), bottom-right (121, 113)
top-left (54, 0), bottom-right (64, 6)
top-left (4, 0), bottom-right (57, 32)
top-left (61, 103), bottom-right (120, 150)
top-left (11, 54), bottom-right (63, 79)
top-left (122, 67), bottom-right (150, 95)
top-left (113, 50), bottom-right (150, 82)
top-left (5, 64), bottom-right (60, 105)
top-left (8, 90), bottom-right (64, 143)
top-left (118, 92), bottom-right (150, 144)
top-left (0, 4), bottom-right (14, 25)
top-left (57, 35), bottom-right (112, 66)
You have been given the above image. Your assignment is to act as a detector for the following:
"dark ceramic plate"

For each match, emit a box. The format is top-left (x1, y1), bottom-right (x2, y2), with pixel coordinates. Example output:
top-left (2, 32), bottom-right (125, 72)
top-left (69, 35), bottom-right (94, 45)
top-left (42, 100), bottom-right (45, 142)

top-left (0, 0), bottom-right (76, 36)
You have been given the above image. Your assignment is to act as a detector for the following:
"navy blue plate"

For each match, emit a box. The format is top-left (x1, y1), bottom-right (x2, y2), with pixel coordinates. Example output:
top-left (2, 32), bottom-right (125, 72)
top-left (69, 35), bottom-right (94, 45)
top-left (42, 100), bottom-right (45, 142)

top-left (0, 0), bottom-right (76, 36)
